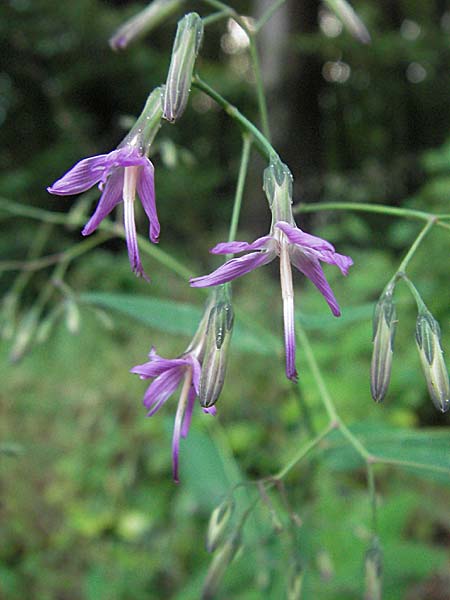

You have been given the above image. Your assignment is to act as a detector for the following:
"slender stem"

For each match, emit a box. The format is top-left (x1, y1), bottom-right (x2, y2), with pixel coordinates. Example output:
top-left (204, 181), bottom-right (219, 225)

top-left (256, 0), bottom-right (287, 31)
top-left (400, 275), bottom-right (427, 312)
top-left (395, 219), bottom-right (435, 275)
top-left (294, 201), bottom-right (450, 230)
top-left (248, 35), bottom-right (271, 140)
top-left (227, 134), bottom-right (252, 255)
top-left (202, 9), bottom-right (231, 26)
top-left (192, 75), bottom-right (278, 162)
top-left (275, 423), bottom-right (334, 480)
top-left (338, 421), bottom-right (372, 460)
top-left (366, 462), bottom-right (378, 533)
top-left (372, 455), bottom-right (450, 476)
top-left (296, 325), bottom-right (338, 421)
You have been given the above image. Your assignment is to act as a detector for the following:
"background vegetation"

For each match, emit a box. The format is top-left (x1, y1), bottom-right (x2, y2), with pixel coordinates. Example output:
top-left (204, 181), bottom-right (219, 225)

top-left (1, 0), bottom-right (449, 598)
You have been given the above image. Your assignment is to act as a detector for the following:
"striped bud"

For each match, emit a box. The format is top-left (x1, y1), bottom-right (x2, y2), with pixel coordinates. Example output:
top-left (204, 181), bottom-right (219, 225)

top-left (199, 286), bottom-right (233, 408)
top-left (206, 497), bottom-right (234, 553)
top-left (163, 12), bottom-right (203, 122)
top-left (370, 288), bottom-right (397, 403)
top-left (415, 309), bottom-right (450, 413)
top-left (202, 531), bottom-right (241, 600)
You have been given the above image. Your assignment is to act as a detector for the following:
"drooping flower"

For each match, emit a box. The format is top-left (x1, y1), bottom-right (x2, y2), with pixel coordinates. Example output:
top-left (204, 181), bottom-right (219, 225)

top-left (131, 291), bottom-right (231, 482)
top-left (190, 159), bottom-right (353, 381)
top-left (47, 87), bottom-right (163, 279)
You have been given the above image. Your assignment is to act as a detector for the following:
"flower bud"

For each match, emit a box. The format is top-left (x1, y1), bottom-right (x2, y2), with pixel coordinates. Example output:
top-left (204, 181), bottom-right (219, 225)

top-left (202, 531), bottom-right (241, 600)
top-left (263, 158), bottom-right (294, 223)
top-left (415, 309), bottom-right (450, 413)
top-left (324, 0), bottom-right (371, 44)
top-left (370, 288), bottom-right (397, 403)
top-left (199, 286), bottom-right (234, 408)
top-left (122, 86), bottom-right (164, 155)
top-left (162, 12), bottom-right (204, 122)
top-left (206, 497), bottom-right (234, 553)
top-left (110, 0), bottom-right (185, 51)
top-left (364, 537), bottom-right (382, 600)
top-left (287, 559), bottom-right (303, 600)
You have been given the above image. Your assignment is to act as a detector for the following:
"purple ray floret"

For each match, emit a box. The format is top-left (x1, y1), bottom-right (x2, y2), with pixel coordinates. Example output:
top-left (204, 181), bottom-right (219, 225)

top-left (131, 347), bottom-right (216, 483)
top-left (47, 145), bottom-right (159, 279)
top-left (190, 219), bottom-right (353, 381)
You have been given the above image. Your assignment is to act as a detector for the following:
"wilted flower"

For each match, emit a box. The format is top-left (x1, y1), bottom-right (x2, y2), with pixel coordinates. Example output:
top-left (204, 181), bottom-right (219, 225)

top-left (162, 12), bottom-right (204, 122)
top-left (415, 308), bottom-right (450, 413)
top-left (199, 284), bottom-right (234, 408)
top-left (48, 87), bottom-right (163, 279)
top-left (191, 159), bottom-right (352, 381)
top-left (110, 0), bottom-right (184, 50)
top-left (370, 285), bottom-right (397, 402)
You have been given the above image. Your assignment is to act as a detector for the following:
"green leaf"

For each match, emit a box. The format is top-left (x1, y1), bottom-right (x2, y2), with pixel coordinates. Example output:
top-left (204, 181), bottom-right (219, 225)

top-left (80, 292), bottom-right (280, 355)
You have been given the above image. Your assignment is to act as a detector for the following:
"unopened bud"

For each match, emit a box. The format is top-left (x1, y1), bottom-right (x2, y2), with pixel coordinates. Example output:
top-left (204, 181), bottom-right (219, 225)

top-left (287, 559), bottom-right (303, 600)
top-left (65, 299), bottom-right (80, 334)
top-left (415, 309), bottom-right (450, 413)
top-left (206, 497), bottom-right (234, 553)
top-left (122, 86), bottom-right (164, 155)
top-left (163, 13), bottom-right (204, 122)
top-left (199, 286), bottom-right (233, 408)
top-left (263, 158), bottom-right (294, 224)
top-left (370, 288), bottom-right (397, 403)
top-left (364, 537), bottom-right (382, 600)
top-left (202, 531), bottom-right (241, 600)
top-left (110, 0), bottom-right (185, 50)
top-left (10, 307), bottom-right (40, 363)
top-left (324, 0), bottom-right (371, 44)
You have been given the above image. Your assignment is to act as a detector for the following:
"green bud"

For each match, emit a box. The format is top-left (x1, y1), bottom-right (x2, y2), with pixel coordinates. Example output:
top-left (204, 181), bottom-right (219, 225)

top-left (316, 549), bottom-right (334, 582)
top-left (110, 0), bottom-right (185, 50)
top-left (287, 559), bottom-right (303, 600)
top-left (370, 288), bottom-right (397, 403)
top-left (364, 537), bottom-right (382, 600)
top-left (324, 0), bottom-right (371, 44)
top-left (415, 309), bottom-right (450, 413)
top-left (263, 158), bottom-right (294, 225)
top-left (163, 12), bottom-right (204, 122)
top-left (199, 286), bottom-right (234, 408)
top-left (202, 531), bottom-right (241, 600)
top-left (206, 497), bottom-right (235, 553)
top-left (9, 307), bottom-right (40, 363)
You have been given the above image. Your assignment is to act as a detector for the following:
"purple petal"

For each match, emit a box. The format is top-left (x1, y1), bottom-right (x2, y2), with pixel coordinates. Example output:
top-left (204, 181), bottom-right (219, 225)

top-left (210, 235), bottom-right (274, 255)
top-left (143, 367), bottom-right (184, 415)
top-left (137, 160), bottom-right (160, 243)
top-left (203, 406), bottom-right (217, 415)
top-left (123, 198), bottom-right (149, 280)
top-left (190, 250), bottom-right (275, 288)
top-left (189, 355), bottom-right (202, 395)
top-left (82, 168), bottom-right (124, 236)
top-left (180, 386), bottom-right (197, 438)
top-left (316, 250), bottom-right (353, 276)
top-left (131, 355), bottom-right (190, 379)
top-left (275, 221), bottom-right (335, 252)
top-left (172, 374), bottom-right (191, 484)
top-left (47, 154), bottom-right (112, 195)
top-left (290, 248), bottom-right (341, 317)
top-left (282, 291), bottom-right (298, 382)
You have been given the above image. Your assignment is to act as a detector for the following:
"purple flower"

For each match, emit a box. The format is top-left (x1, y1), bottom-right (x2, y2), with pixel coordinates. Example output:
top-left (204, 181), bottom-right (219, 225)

top-left (131, 347), bottom-right (216, 483)
top-left (190, 160), bottom-right (352, 382)
top-left (47, 145), bottom-right (158, 279)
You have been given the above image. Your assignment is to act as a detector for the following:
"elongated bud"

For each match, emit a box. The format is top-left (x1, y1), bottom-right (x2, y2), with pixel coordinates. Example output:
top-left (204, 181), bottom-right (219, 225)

top-left (202, 531), bottom-right (241, 600)
top-left (10, 307), bottom-right (40, 363)
top-left (110, 0), bottom-right (185, 50)
top-left (287, 559), bottom-right (303, 600)
top-left (122, 86), bottom-right (164, 155)
top-left (324, 0), bottom-right (371, 44)
top-left (163, 12), bottom-right (204, 122)
top-left (199, 286), bottom-right (234, 408)
top-left (370, 287), bottom-right (397, 403)
top-left (263, 158), bottom-right (294, 225)
top-left (415, 309), bottom-right (450, 413)
top-left (364, 537), bottom-right (382, 600)
top-left (316, 549), bottom-right (334, 582)
top-left (206, 497), bottom-right (235, 553)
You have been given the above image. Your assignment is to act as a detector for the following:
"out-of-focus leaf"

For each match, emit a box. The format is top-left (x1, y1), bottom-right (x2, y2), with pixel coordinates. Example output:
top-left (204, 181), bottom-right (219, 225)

top-left (80, 292), bottom-right (280, 355)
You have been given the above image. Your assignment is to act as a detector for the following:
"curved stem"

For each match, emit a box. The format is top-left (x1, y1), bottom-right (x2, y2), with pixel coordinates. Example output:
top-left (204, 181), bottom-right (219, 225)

top-left (395, 219), bottom-right (435, 275)
top-left (248, 35), bottom-right (271, 140)
top-left (227, 134), bottom-right (252, 252)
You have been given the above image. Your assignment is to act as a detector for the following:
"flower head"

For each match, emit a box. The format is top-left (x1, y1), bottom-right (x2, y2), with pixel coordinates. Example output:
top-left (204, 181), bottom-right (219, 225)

top-left (47, 87), bottom-right (163, 279)
top-left (190, 159), bottom-right (353, 381)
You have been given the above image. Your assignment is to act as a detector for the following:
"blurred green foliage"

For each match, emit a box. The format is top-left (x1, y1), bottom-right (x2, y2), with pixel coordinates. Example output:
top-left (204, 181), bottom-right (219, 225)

top-left (1, 0), bottom-right (450, 599)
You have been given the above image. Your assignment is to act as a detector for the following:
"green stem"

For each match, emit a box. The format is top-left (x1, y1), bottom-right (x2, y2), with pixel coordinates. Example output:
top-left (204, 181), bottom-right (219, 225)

top-left (255, 0), bottom-right (287, 31)
top-left (275, 423), bottom-right (334, 480)
top-left (372, 455), bottom-right (450, 476)
top-left (395, 219), bottom-right (435, 275)
top-left (366, 462), bottom-right (378, 533)
top-left (202, 9), bottom-right (231, 26)
top-left (400, 275), bottom-right (427, 312)
top-left (192, 75), bottom-right (278, 162)
top-left (294, 201), bottom-right (450, 230)
top-left (248, 35), bottom-right (271, 140)
top-left (227, 134), bottom-right (252, 254)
